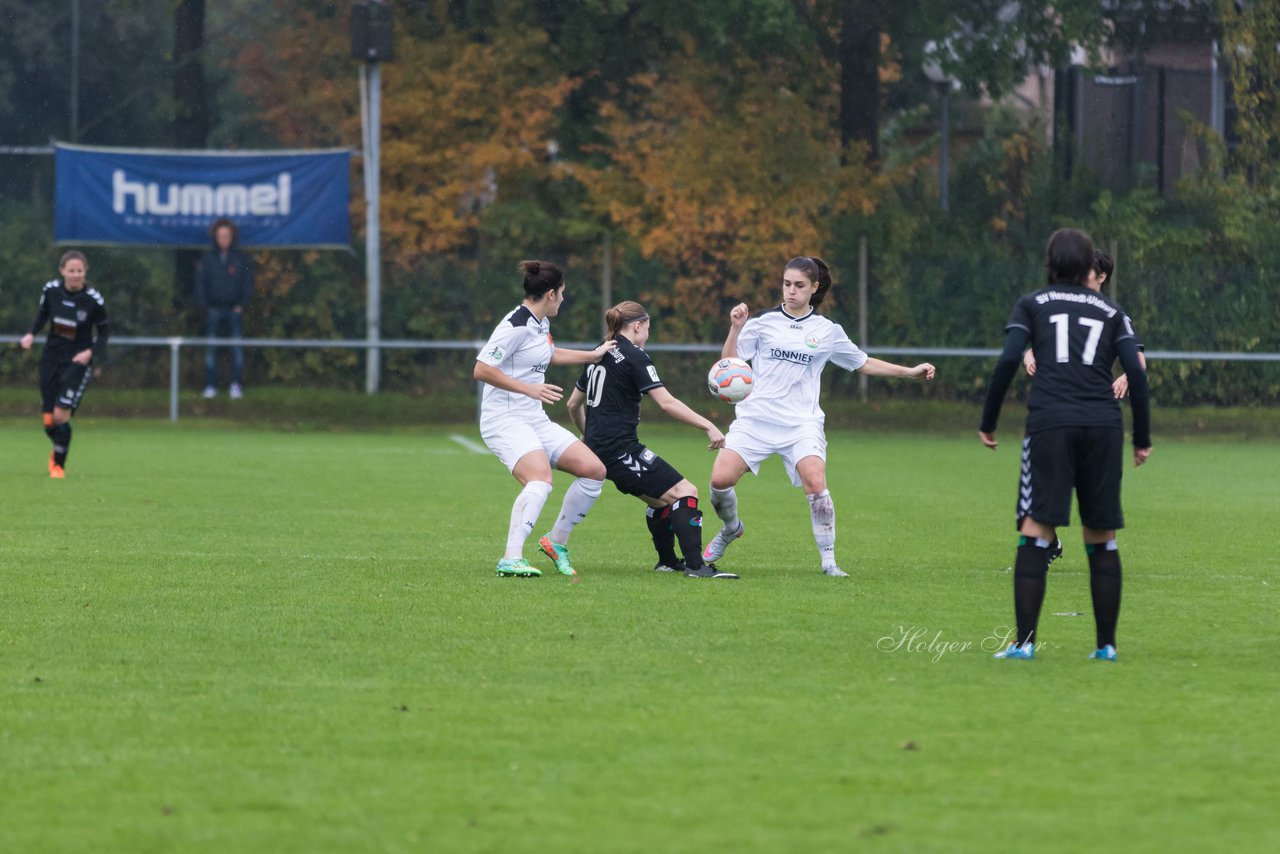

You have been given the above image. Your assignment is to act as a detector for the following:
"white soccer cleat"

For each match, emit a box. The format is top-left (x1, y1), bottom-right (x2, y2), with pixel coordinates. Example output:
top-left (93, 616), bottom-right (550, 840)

top-left (702, 521), bottom-right (744, 562)
top-left (822, 566), bottom-right (849, 577)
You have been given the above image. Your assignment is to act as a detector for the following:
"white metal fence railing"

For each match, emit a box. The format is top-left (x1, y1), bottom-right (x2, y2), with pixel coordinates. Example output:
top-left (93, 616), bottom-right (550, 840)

top-left (2, 335), bottom-right (1277, 422)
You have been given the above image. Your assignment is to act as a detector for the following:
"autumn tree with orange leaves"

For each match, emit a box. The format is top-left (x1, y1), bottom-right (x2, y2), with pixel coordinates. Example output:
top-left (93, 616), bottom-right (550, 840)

top-left (578, 47), bottom-right (894, 338)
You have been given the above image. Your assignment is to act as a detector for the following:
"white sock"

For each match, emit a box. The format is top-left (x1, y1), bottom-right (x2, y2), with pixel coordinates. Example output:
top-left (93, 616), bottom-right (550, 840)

top-left (710, 486), bottom-right (740, 531)
top-left (808, 489), bottom-right (837, 568)
top-left (505, 481), bottom-right (553, 559)
top-left (550, 477), bottom-right (603, 544)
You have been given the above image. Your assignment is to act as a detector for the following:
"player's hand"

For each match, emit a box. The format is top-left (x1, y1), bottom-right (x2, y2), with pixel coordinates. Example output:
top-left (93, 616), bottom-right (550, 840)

top-left (978, 430), bottom-right (998, 450)
top-left (913, 363), bottom-right (936, 380)
top-left (72, 349), bottom-right (93, 366)
top-left (706, 426), bottom-right (726, 450)
top-left (1023, 350), bottom-right (1037, 376)
top-left (1134, 446), bottom-right (1152, 467)
top-left (729, 303), bottom-right (749, 328)
top-left (591, 340), bottom-right (617, 359)
top-left (1112, 374), bottom-right (1129, 399)
top-left (19, 333), bottom-right (34, 350)
top-left (526, 383), bottom-right (563, 404)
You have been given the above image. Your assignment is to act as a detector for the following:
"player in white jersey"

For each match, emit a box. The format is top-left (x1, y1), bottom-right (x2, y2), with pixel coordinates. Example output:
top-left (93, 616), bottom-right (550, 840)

top-left (474, 260), bottom-right (617, 578)
top-left (703, 256), bottom-right (936, 577)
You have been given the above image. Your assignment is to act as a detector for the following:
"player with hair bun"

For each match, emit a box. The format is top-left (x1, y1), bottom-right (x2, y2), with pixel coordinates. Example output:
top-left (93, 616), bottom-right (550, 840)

top-left (566, 301), bottom-right (737, 579)
top-left (474, 260), bottom-right (617, 578)
top-left (703, 256), bottom-right (936, 577)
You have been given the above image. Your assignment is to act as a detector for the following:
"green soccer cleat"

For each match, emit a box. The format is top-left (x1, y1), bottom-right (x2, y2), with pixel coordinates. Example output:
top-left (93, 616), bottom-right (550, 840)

top-left (496, 557), bottom-right (541, 577)
top-left (537, 535), bottom-right (577, 576)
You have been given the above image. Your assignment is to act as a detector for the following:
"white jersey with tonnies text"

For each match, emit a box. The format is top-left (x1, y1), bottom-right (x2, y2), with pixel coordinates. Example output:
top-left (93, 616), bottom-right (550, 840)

top-left (733, 306), bottom-right (867, 426)
top-left (476, 305), bottom-right (555, 423)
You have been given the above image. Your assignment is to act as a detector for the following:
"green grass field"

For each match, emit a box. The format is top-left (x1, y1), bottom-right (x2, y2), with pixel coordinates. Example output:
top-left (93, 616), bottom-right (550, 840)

top-left (1, 417), bottom-right (1277, 852)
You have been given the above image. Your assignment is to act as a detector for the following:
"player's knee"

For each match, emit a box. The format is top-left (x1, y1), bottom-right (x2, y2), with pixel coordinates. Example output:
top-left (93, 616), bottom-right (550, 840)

top-left (1086, 541), bottom-right (1121, 576)
top-left (1014, 539), bottom-right (1051, 579)
top-left (51, 409), bottom-right (71, 425)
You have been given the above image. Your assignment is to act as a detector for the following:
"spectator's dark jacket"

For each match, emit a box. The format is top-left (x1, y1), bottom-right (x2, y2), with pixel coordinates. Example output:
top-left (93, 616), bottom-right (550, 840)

top-left (195, 231), bottom-right (254, 309)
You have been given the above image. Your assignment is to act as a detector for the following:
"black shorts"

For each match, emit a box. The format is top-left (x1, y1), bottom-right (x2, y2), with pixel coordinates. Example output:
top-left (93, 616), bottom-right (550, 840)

top-left (597, 442), bottom-right (684, 499)
top-left (1017, 425), bottom-right (1124, 531)
top-left (40, 355), bottom-right (92, 414)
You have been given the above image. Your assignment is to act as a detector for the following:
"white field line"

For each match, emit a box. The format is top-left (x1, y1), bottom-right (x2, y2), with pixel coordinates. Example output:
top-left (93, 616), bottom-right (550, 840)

top-left (449, 433), bottom-right (488, 454)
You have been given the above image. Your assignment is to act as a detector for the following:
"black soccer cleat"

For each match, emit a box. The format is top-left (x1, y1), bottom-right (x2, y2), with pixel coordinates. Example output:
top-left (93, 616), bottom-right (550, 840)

top-left (1048, 538), bottom-right (1064, 566)
top-left (653, 560), bottom-right (687, 573)
top-left (685, 562), bottom-right (739, 579)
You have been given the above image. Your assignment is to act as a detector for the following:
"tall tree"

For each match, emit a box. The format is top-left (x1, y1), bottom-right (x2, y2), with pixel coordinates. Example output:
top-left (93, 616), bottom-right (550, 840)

top-left (1220, 0), bottom-right (1280, 184)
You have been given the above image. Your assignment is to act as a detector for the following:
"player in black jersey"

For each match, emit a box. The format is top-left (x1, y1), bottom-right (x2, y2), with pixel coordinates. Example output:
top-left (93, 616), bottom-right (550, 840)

top-left (979, 229), bottom-right (1152, 661)
top-left (1021, 248), bottom-right (1149, 566)
top-left (20, 251), bottom-right (110, 478)
top-left (1024, 249), bottom-right (1148, 399)
top-left (566, 301), bottom-right (737, 578)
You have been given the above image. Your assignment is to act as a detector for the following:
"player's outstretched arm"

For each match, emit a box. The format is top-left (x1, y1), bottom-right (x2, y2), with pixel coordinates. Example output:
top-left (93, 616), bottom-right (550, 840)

top-left (647, 387), bottom-right (725, 449)
top-left (549, 339), bottom-right (617, 366)
top-left (858, 358), bottom-right (936, 380)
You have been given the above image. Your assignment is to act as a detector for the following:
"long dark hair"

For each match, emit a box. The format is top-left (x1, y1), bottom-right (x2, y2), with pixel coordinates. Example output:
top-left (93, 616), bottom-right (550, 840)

top-left (1045, 229), bottom-right (1093, 285)
top-left (784, 256), bottom-right (832, 306)
top-left (517, 260), bottom-right (564, 299)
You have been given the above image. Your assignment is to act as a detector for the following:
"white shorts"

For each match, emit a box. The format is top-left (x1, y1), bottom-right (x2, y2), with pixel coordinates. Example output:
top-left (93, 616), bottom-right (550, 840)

top-left (724, 416), bottom-right (827, 487)
top-left (480, 413), bottom-right (579, 472)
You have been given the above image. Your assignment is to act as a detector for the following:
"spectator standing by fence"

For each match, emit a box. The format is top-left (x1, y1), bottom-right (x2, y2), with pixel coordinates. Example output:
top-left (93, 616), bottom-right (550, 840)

top-left (196, 218), bottom-right (253, 400)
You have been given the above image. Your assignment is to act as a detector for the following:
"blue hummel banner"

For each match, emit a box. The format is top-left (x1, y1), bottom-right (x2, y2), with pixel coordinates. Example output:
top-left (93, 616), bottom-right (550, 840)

top-left (54, 142), bottom-right (350, 248)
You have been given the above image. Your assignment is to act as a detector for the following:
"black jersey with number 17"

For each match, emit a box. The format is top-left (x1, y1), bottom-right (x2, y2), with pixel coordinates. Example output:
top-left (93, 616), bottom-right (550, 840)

top-left (574, 336), bottom-right (663, 456)
top-left (1008, 284), bottom-right (1139, 434)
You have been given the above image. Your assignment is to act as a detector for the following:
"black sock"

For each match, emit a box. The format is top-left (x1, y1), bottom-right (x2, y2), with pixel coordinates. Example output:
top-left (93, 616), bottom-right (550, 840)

top-left (1013, 537), bottom-right (1052, 647)
top-left (1087, 542), bottom-right (1122, 649)
top-left (669, 497), bottom-right (704, 570)
top-left (52, 422), bottom-right (72, 467)
top-left (646, 506), bottom-right (680, 567)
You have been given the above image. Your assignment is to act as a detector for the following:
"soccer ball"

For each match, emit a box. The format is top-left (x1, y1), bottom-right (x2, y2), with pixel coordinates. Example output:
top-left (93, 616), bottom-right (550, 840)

top-left (707, 357), bottom-right (753, 404)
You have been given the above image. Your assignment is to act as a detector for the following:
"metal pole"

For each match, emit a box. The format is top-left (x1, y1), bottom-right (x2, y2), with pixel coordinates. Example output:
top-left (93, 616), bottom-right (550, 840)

top-left (364, 62), bottom-right (382, 394)
top-left (169, 339), bottom-right (181, 422)
top-left (600, 232), bottom-right (613, 339)
top-left (70, 0), bottom-right (80, 141)
top-left (939, 86), bottom-right (950, 212)
top-left (858, 235), bottom-right (868, 404)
